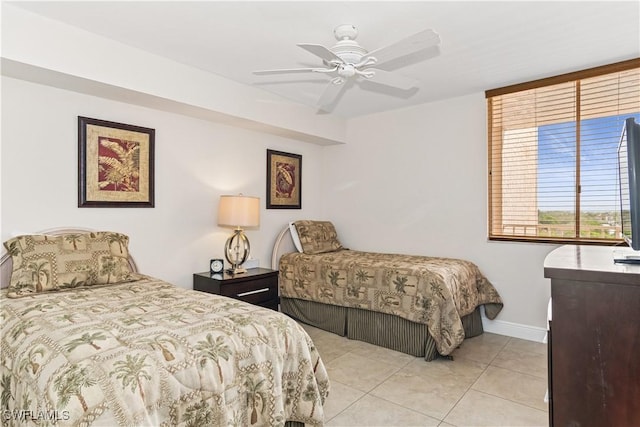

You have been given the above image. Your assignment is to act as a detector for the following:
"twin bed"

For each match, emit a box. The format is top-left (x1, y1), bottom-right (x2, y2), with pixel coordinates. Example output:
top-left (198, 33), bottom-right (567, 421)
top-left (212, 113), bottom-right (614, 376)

top-left (0, 228), bottom-right (328, 427)
top-left (273, 220), bottom-right (503, 361)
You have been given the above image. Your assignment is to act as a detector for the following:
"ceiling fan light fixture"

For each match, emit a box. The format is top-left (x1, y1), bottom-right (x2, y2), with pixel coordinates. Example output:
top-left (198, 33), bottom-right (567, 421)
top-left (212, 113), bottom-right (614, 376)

top-left (337, 64), bottom-right (356, 78)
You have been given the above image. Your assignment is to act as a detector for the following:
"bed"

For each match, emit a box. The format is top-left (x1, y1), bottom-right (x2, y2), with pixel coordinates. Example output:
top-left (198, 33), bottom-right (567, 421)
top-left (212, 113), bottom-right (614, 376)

top-left (1, 228), bottom-right (329, 427)
top-left (272, 220), bottom-right (503, 361)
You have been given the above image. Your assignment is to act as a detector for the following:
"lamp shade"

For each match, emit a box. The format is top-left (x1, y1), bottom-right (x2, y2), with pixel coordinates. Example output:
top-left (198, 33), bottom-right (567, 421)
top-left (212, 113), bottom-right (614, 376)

top-left (217, 195), bottom-right (260, 228)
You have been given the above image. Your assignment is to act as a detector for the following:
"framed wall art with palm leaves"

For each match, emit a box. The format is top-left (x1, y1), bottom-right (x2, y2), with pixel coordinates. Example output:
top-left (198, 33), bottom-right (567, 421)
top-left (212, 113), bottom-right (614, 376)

top-left (266, 149), bottom-right (301, 209)
top-left (78, 116), bottom-right (155, 207)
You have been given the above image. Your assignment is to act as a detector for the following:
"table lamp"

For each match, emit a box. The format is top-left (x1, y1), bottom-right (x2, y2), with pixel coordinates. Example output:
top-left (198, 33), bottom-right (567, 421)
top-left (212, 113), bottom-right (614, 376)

top-left (217, 194), bottom-right (260, 274)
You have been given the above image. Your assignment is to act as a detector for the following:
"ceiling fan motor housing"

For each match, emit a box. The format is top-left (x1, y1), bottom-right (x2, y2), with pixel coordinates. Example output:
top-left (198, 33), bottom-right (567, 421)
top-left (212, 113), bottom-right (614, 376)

top-left (331, 24), bottom-right (368, 65)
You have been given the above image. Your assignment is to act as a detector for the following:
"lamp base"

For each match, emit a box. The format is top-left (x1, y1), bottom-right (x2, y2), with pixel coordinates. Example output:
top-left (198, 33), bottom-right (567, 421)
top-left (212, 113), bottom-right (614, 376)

top-left (227, 266), bottom-right (247, 275)
top-left (224, 229), bottom-right (250, 276)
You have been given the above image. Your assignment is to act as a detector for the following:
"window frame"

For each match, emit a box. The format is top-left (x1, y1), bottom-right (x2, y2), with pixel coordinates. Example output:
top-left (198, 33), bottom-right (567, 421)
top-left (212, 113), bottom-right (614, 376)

top-left (486, 58), bottom-right (640, 245)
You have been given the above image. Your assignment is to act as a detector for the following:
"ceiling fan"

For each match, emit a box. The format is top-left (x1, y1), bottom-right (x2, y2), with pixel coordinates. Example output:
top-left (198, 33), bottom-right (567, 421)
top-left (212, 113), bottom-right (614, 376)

top-left (253, 24), bottom-right (441, 110)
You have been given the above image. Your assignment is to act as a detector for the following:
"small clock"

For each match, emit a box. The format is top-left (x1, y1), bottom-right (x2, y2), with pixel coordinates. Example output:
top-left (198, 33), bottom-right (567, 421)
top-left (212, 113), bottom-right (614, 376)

top-left (210, 259), bottom-right (224, 275)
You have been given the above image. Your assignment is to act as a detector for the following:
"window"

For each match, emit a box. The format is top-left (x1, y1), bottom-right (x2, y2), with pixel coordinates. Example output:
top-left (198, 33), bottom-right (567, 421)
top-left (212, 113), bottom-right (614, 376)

top-left (487, 59), bottom-right (640, 244)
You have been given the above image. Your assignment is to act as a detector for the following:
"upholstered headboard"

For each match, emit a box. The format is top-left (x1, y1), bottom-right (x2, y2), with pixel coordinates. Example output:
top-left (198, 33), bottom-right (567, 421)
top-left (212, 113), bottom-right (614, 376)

top-left (271, 225), bottom-right (297, 270)
top-left (0, 227), bottom-right (139, 288)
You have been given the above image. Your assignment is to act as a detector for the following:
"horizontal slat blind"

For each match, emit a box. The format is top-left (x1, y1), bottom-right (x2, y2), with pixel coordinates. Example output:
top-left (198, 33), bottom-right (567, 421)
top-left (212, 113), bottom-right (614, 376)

top-left (488, 60), bottom-right (640, 243)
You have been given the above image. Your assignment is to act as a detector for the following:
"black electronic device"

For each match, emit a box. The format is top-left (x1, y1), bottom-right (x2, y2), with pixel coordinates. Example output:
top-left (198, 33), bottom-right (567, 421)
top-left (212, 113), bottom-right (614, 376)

top-left (614, 117), bottom-right (640, 264)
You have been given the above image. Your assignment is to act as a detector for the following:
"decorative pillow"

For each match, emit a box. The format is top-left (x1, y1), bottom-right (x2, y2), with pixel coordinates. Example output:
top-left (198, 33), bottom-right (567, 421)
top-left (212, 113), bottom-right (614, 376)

top-left (3, 231), bottom-right (135, 298)
top-left (289, 222), bottom-right (304, 253)
top-left (293, 220), bottom-right (343, 254)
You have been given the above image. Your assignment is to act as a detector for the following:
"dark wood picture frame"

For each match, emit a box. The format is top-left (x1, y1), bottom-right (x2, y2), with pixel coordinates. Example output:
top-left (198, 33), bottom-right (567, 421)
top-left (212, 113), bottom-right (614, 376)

top-left (266, 149), bottom-right (302, 209)
top-left (78, 116), bottom-right (155, 208)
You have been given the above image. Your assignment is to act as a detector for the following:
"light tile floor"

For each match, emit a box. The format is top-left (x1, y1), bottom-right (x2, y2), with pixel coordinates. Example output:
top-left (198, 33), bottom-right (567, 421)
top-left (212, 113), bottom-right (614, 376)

top-left (301, 323), bottom-right (549, 427)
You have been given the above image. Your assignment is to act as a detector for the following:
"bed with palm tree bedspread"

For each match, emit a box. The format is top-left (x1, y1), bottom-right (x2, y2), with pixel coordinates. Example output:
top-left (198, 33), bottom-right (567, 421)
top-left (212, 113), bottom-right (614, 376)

top-left (1, 230), bottom-right (329, 427)
top-left (277, 221), bottom-right (503, 360)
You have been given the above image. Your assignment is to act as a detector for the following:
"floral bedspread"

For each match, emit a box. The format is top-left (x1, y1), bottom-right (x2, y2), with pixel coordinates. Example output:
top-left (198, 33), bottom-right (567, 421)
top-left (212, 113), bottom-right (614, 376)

top-left (279, 250), bottom-right (503, 355)
top-left (0, 276), bottom-right (329, 426)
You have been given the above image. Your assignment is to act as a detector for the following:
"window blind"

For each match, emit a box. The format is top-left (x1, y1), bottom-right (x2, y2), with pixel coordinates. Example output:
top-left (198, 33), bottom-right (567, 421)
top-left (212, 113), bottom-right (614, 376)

top-left (487, 59), bottom-right (640, 243)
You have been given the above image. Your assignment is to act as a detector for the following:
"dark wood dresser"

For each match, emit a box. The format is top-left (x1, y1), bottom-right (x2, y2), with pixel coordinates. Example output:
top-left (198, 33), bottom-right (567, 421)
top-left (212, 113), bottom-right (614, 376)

top-left (544, 245), bottom-right (640, 427)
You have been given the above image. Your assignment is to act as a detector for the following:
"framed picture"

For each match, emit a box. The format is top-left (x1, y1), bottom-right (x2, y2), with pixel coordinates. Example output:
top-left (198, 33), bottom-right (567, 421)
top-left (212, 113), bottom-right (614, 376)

top-left (266, 149), bottom-right (302, 209)
top-left (78, 116), bottom-right (155, 208)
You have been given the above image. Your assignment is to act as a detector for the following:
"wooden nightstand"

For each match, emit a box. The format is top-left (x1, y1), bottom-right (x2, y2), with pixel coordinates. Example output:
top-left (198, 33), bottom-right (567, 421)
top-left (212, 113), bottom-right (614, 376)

top-left (193, 268), bottom-right (279, 310)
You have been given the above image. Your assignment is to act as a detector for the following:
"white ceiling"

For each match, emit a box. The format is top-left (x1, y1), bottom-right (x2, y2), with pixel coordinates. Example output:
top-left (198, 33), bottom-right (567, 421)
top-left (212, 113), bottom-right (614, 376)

top-left (9, 1), bottom-right (640, 119)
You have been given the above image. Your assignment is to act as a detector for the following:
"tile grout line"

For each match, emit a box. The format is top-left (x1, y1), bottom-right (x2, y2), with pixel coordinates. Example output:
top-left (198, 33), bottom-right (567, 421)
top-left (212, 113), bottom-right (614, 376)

top-left (323, 348), bottom-right (408, 424)
top-left (484, 339), bottom-right (550, 413)
top-left (438, 351), bottom-right (494, 423)
top-left (465, 389), bottom-right (549, 416)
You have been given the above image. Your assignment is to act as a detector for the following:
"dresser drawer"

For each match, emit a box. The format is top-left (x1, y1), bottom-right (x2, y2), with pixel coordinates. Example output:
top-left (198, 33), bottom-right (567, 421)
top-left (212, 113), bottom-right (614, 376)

top-left (219, 276), bottom-right (278, 305)
top-left (193, 268), bottom-right (279, 310)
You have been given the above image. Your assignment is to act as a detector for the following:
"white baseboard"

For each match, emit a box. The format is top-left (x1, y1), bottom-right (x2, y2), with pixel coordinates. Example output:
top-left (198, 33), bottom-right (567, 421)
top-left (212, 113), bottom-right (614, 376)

top-left (481, 315), bottom-right (547, 343)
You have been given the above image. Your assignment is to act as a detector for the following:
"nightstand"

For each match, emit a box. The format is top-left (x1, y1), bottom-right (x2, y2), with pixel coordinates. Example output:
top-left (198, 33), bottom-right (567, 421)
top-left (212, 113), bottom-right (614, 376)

top-left (193, 268), bottom-right (279, 310)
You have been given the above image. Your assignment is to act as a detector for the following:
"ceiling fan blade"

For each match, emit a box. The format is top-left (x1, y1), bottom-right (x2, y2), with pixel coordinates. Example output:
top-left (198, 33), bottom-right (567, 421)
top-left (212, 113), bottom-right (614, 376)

top-left (317, 81), bottom-right (346, 110)
top-left (366, 69), bottom-right (419, 90)
top-left (253, 67), bottom-right (329, 75)
top-left (365, 29), bottom-right (441, 66)
top-left (297, 43), bottom-right (343, 64)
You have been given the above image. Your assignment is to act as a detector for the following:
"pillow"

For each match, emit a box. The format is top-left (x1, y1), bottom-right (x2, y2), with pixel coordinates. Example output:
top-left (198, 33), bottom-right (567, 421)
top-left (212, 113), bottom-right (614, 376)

top-left (293, 220), bottom-right (343, 254)
top-left (3, 231), bottom-right (135, 298)
top-left (289, 222), bottom-right (304, 253)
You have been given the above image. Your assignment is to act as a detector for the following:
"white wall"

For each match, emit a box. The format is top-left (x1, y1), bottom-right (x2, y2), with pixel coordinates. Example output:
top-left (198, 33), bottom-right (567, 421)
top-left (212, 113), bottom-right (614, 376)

top-left (1, 76), bottom-right (325, 288)
top-left (322, 93), bottom-right (556, 337)
top-left (1, 78), bottom-right (555, 339)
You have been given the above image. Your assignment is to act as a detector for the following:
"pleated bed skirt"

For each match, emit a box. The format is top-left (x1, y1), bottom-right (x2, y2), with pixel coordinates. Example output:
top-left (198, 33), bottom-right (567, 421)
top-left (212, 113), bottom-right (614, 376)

top-left (280, 297), bottom-right (484, 361)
